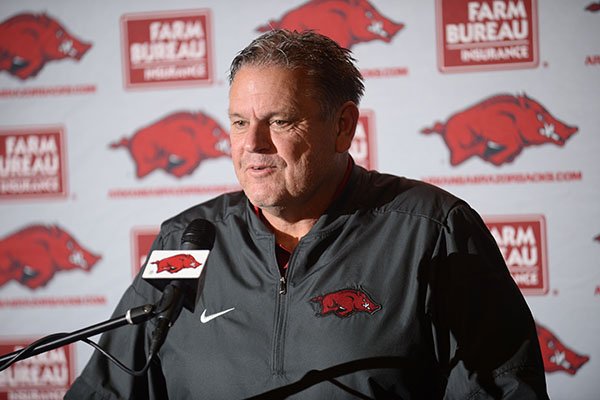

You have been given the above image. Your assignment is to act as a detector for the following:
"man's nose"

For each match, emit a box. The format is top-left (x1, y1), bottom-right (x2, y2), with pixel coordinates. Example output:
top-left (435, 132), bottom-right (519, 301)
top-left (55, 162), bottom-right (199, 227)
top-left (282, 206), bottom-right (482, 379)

top-left (244, 122), bottom-right (273, 153)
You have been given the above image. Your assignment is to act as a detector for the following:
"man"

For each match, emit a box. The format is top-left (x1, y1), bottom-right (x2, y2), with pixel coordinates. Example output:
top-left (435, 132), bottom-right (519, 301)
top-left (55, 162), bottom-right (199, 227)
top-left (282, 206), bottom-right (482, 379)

top-left (66, 30), bottom-right (548, 399)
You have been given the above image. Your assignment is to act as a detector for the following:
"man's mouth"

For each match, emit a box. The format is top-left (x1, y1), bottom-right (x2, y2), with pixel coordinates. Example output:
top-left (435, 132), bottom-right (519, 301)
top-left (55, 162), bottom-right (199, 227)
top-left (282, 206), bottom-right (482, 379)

top-left (247, 162), bottom-right (275, 171)
top-left (246, 164), bottom-right (276, 174)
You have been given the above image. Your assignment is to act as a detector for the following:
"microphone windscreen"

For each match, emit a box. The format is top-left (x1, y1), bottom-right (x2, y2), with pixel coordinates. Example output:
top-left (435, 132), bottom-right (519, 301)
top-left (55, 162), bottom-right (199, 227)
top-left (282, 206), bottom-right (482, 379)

top-left (181, 219), bottom-right (216, 250)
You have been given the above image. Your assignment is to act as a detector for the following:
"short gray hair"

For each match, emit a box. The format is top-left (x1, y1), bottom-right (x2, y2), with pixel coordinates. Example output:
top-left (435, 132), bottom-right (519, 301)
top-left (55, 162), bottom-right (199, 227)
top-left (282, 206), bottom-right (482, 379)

top-left (228, 30), bottom-right (364, 118)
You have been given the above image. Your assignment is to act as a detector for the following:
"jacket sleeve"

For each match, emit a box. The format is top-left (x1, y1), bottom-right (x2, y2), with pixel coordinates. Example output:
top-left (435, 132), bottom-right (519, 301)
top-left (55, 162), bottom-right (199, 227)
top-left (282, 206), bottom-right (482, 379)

top-left (428, 203), bottom-right (549, 400)
top-left (65, 236), bottom-right (169, 400)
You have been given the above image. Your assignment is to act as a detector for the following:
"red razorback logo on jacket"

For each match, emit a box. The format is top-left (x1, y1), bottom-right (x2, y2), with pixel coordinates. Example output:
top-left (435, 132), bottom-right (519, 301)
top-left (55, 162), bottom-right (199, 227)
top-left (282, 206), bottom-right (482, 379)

top-left (256, 0), bottom-right (403, 49)
top-left (421, 93), bottom-right (578, 166)
top-left (536, 323), bottom-right (589, 375)
top-left (110, 111), bottom-right (230, 179)
top-left (0, 13), bottom-right (91, 80)
top-left (0, 224), bottom-right (101, 289)
top-left (152, 254), bottom-right (202, 274)
top-left (311, 288), bottom-right (381, 318)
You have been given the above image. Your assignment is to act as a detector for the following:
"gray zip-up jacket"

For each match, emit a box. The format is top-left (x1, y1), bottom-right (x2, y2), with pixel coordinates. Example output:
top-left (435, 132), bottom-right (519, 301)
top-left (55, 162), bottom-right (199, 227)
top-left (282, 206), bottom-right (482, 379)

top-left (66, 165), bottom-right (548, 399)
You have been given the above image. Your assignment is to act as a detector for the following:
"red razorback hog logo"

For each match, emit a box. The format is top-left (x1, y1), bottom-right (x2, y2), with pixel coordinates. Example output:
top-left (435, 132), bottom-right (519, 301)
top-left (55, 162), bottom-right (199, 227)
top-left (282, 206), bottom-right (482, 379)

top-left (585, 2), bottom-right (600, 12)
top-left (256, 0), bottom-right (403, 49)
top-left (311, 288), bottom-right (381, 318)
top-left (536, 323), bottom-right (590, 374)
top-left (421, 94), bottom-right (578, 166)
top-left (0, 13), bottom-right (91, 80)
top-left (0, 224), bottom-right (101, 289)
top-left (110, 111), bottom-right (230, 178)
top-left (152, 254), bottom-right (202, 274)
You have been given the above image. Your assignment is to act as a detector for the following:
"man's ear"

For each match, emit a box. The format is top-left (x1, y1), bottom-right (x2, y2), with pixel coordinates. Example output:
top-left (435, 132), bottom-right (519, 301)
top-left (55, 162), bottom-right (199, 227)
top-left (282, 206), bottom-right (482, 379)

top-left (335, 101), bottom-right (360, 153)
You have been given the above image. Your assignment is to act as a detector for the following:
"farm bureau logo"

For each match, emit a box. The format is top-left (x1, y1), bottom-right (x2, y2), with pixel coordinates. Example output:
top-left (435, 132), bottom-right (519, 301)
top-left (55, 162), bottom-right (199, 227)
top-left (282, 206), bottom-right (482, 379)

top-left (0, 13), bottom-right (91, 80)
top-left (121, 9), bottom-right (213, 89)
top-left (484, 215), bottom-right (548, 295)
top-left (421, 93), bottom-right (578, 166)
top-left (256, 0), bottom-right (403, 49)
top-left (110, 111), bottom-right (230, 179)
top-left (584, 3), bottom-right (600, 66)
top-left (0, 127), bottom-right (67, 199)
top-left (0, 224), bottom-right (100, 289)
top-left (350, 110), bottom-right (377, 170)
top-left (435, 0), bottom-right (538, 72)
top-left (0, 340), bottom-right (75, 400)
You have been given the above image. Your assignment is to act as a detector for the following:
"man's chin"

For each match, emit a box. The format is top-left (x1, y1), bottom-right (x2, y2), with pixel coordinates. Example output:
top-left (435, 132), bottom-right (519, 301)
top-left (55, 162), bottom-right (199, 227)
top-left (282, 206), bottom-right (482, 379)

top-left (245, 192), bottom-right (278, 208)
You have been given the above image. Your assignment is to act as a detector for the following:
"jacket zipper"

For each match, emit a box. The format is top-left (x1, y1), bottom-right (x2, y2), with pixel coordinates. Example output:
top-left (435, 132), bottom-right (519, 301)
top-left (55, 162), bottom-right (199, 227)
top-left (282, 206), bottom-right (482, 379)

top-left (279, 276), bottom-right (287, 295)
top-left (272, 257), bottom-right (292, 375)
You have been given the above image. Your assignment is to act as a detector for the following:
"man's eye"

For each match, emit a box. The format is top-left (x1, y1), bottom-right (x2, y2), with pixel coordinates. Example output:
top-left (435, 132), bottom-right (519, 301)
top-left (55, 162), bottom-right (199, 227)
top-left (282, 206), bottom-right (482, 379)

top-left (271, 120), bottom-right (289, 127)
top-left (232, 120), bottom-right (247, 128)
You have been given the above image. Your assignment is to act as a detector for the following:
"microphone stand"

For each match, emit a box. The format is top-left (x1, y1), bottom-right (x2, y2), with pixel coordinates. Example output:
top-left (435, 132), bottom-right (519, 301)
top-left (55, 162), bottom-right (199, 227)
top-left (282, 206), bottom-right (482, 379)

top-left (0, 303), bottom-right (155, 369)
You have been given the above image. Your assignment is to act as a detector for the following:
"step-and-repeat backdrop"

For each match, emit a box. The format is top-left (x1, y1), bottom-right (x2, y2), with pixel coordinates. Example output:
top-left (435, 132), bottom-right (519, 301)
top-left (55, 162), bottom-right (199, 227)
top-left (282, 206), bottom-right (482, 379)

top-left (1, 1), bottom-right (598, 398)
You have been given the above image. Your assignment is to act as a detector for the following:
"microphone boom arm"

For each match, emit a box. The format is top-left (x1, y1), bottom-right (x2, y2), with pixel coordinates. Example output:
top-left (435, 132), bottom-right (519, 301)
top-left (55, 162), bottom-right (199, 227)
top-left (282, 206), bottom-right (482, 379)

top-left (0, 303), bottom-right (155, 370)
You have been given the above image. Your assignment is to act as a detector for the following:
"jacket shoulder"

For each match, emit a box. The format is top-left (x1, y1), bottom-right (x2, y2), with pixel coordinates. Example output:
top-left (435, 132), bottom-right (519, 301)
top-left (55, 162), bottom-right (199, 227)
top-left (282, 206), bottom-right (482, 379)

top-left (350, 167), bottom-right (465, 225)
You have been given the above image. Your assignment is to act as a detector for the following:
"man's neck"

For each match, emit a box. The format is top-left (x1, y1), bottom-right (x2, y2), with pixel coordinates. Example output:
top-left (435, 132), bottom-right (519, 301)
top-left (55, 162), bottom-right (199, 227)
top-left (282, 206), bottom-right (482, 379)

top-left (262, 215), bottom-right (318, 252)
top-left (257, 157), bottom-right (353, 252)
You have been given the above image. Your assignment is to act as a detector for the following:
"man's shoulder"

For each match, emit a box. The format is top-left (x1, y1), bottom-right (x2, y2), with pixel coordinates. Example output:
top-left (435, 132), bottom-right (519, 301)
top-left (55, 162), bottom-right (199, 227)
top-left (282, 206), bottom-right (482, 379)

top-left (351, 167), bottom-right (465, 224)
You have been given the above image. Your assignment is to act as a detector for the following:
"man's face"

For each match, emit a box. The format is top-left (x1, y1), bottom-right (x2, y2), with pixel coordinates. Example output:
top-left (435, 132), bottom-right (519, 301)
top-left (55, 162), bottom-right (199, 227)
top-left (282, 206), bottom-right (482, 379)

top-left (228, 65), bottom-right (342, 216)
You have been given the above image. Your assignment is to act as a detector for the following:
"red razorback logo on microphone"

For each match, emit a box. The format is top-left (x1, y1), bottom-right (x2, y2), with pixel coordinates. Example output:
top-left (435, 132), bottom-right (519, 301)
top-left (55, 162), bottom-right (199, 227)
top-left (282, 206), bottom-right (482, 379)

top-left (110, 111), bottom-right (230, 179)
top-left (152, 254), bottom-right (202, 274)
top-left (256, 0), bottom-right (403, 49)
top-left (0, 13), bottom-right (91, 80)
top-left (536, 323), bottom-right (589, 374)
top-left (311, 288), bottom-right (381, 318)
top-left (421, 93), bottom-right (578, 166)
top-left (0, 224), bottom-right (101, 289)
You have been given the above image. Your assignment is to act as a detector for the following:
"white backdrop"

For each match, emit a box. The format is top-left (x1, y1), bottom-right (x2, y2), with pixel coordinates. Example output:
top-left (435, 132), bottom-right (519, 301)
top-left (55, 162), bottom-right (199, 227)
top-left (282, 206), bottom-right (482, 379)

top-left (0, 1), bottom-right (599, 399)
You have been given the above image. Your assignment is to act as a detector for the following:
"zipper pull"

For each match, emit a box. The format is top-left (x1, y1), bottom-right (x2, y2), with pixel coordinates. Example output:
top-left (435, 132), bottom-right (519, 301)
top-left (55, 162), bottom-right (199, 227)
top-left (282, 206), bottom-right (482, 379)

top-left (279, 276), bottom-right (287, 295)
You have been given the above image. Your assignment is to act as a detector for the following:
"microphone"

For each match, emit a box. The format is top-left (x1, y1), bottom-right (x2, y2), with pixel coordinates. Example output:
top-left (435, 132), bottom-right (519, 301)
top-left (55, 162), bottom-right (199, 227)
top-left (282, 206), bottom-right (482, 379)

top-left (143, 219), bottom-right (216, 356)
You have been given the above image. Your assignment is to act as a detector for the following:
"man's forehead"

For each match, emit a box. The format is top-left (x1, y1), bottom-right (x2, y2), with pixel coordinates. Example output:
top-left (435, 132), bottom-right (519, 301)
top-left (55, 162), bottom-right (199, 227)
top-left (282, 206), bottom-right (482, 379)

top-left (229, 67), bottom-right (314, 109)
top-left (227, 100), bottom-right (301, 120)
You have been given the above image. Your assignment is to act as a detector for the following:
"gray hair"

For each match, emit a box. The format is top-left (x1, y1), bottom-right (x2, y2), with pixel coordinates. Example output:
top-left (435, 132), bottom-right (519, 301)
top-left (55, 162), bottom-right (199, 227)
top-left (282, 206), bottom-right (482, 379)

top-left (228, 30), bottom-right (364, 118)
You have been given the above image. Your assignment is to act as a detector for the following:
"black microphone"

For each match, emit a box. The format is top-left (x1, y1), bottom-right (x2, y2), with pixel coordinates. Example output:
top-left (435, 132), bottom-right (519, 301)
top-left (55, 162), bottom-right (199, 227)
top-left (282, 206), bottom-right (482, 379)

top-left (145, 219), bottom-right (216, 356)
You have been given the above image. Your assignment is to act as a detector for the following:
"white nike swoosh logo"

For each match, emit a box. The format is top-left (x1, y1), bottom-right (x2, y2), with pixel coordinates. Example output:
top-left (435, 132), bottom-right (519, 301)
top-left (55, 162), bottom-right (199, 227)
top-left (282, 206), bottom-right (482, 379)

top-left (200, 307), bottom-right (235, 323)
